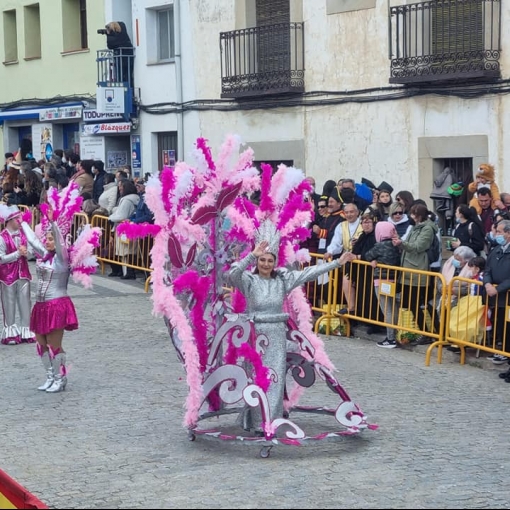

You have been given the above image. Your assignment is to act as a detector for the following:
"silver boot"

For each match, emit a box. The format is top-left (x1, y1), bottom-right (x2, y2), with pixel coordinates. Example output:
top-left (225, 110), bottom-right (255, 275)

top-left (46, 352), bottom-right (67, 393)
top-left (38, 350), bottom-right (55, 391)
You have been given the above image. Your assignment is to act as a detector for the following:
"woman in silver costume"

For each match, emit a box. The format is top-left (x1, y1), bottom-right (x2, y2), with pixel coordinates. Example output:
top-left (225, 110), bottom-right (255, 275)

top-left (229, 240), bottom-right (351, 434)
top-left (21, 207), bottom-right (78, 393)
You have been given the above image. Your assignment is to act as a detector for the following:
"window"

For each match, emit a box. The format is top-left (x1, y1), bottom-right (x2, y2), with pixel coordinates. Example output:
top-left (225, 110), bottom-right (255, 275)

top-left (3, 10), bottom-right (18, 63)
top-left (146, 7), bottom-right (175, 64)
top-left (157, 8), bottom-right (175, 61)
top-left (433, 158), bottom-right (473, 234)
top-left (157, 132), bottom-right (178, 171)
top-left (79, 0), bottom-right (88, 50)
top-left (62, 0), bottom-right (88, 52)
top-left (24, 3), bottom-right (41, 59)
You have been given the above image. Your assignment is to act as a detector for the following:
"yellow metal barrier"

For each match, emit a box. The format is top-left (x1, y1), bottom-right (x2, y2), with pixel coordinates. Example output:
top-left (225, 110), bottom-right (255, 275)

top-left (301, 254), bottom-right (347, 336)
top-left (72, 212), bottom-right (90, 243)
top-left (91, 215), bottom-right (153, 292)
top-left (436, 277), bottom-right (510, 365)
top-left (322, 259), bottom-right (447, 345)
top-left (306, 257), bottom-right (450, 359)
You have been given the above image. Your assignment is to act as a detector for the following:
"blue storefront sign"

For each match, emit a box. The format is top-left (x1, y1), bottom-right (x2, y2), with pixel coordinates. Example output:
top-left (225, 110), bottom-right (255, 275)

top-left (131, 134), bottom-right (141, 177)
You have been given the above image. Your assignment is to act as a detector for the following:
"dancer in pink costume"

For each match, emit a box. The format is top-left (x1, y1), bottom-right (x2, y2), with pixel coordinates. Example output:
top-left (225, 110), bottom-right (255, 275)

top-left (21, 183), bottom-right (101, 392)
top-left (0, 205), bottom-right (35, 345)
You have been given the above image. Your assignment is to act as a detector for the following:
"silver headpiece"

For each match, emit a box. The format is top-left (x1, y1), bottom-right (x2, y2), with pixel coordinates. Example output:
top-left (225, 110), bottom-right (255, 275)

top-left (255, 219), bottom-right (281, 261)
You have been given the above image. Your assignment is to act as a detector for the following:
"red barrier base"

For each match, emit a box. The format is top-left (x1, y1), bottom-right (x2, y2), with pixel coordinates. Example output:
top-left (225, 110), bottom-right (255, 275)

top-left (0, 469), bottom-right (47, 509)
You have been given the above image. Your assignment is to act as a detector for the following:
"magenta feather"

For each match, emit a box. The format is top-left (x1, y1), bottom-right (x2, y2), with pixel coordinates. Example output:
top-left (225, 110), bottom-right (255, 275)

top-left (258, 163), bottom-right (275, 213)
top-left (160, 167), bottom-right (176, 214)
top-left (21, 209), bottom-right (32, 225)
top-left (173, 271), bottom-right (212, 372)
top-left (196, 138), bottom-right (216, 172)
top-left (237, 342), bottom-right (270, 392)
top-left (116, 222), bottom-right (161, 239)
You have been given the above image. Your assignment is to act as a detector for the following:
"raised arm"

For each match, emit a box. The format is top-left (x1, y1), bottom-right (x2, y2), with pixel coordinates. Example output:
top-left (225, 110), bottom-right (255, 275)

top-left (228, 252), bottom-right (256, 294)
top-left (21, 222), bottom-right (48, 259)
top-left (282, 252), bottom-right (350, 293)
top-left (51, 222), bottom-right (69, 266)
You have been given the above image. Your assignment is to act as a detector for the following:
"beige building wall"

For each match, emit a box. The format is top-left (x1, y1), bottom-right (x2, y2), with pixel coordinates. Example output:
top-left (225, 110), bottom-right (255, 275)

top-left (0, 0), bottom-right (106, 157)
top-left (0, 0), bottom-right (105, 100)
top-left (178, 0), bottom-right (510, 204)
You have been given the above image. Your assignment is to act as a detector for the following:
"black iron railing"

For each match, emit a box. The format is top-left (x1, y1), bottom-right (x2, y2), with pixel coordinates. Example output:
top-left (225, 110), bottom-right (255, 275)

top-left (220, 22), bottom-right (305, 98)
top-left (389, 0), bottom-right (501, 84)
top-left (96, 48), bottom-right (135, 89)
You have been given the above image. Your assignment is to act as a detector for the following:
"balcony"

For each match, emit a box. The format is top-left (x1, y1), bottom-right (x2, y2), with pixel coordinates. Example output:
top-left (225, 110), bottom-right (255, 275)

top-left (96, 48), bottom-right (136, 118)
top-left (389, 0), bottom-right (501, 84)
top-left (96, 48), bottom-right (134, 88)
top-left (220, 22), bottom-right (305, 99)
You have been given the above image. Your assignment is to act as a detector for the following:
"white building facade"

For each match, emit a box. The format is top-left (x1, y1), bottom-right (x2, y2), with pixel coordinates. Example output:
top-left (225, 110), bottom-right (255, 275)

top-left (110, 0), bottom-right (510, 206)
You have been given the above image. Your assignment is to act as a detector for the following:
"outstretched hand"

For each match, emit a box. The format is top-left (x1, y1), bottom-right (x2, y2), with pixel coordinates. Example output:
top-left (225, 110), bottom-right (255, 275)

top-left (338, 252), bottom-right (354, 266)
top-left (252, 241), bottom-right (269, 258)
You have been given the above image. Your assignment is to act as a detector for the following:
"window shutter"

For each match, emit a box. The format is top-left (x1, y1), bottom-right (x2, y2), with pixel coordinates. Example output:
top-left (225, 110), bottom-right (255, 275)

top-left (256, 0), bottom-right (290, 26)
top-left (255, 0), bottom-right (291, 73)
top-left (432, 0), bottom-right (483, 55)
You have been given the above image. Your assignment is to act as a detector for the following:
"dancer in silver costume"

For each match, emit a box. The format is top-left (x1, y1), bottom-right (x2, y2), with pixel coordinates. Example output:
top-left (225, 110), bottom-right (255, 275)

top-left (229, 240), bottom-right (351, 434)
top-left (21, 207), bottom-right (78, 393)
top-left (0, 205), bottom-right (35, 345)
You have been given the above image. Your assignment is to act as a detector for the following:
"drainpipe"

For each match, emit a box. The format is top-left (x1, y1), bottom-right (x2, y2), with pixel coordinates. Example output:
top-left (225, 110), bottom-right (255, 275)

top-left (174, 0), bottom-right (184, 160)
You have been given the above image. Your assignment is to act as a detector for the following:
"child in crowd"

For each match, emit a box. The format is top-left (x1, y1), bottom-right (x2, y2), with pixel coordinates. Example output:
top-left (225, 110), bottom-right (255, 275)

top-left (468, 164), bottom-right (504, 213)
top-left (447, 257), bottom-right (490, 353)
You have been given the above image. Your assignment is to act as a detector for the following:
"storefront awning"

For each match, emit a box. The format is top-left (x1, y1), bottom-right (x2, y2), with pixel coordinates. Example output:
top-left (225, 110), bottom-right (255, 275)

top-left (0, 103), bottom-right (83, 125)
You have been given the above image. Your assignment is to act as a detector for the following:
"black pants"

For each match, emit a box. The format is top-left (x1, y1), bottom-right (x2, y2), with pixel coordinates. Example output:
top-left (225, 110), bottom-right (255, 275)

top-left (491, 307), bottom-right (510, 352)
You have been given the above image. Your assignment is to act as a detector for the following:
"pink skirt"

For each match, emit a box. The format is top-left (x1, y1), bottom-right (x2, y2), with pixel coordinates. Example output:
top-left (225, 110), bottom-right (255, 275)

top-left (30, 296), bottom-right (79, 336)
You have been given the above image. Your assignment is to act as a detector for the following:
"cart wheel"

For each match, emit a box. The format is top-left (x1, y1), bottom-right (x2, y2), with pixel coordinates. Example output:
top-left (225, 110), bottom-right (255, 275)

top-left (187, 430), bottom-right (196, 442)
top-left (259, 446), bottom-right (272, 458)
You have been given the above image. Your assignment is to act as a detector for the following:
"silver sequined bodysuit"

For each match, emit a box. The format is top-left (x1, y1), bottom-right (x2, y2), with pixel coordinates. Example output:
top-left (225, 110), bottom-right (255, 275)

top-left (22, 222), bottom-right (70, 302)
top-left (228, 253), bottom-right (340, 432)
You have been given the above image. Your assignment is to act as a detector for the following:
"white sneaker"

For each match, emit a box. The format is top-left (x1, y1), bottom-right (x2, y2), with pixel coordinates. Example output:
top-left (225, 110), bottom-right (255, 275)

top-left (491, 355), bottom-right (509, 365)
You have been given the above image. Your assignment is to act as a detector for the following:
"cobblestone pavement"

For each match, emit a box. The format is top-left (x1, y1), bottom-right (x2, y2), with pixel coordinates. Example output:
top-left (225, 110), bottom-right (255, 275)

top-left (1, 269), bottom-right (510, 509)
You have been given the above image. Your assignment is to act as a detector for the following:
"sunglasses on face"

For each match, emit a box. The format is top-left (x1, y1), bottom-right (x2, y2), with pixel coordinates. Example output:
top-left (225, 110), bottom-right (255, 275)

top-left (318, 205), bottom-right (327, 209)
top-left (392, 211), bottom-right (403, 216)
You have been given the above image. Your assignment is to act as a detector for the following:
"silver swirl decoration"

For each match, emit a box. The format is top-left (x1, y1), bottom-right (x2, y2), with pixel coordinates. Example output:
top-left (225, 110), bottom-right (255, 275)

top-left (201, 365), bottom-right (249, 405)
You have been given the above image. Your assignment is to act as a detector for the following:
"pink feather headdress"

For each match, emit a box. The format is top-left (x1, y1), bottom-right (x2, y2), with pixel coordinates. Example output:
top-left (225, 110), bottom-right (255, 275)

top-left (39, 182), bottom-right (83, 246)
top-left (38, 182), bottom-right (102, 288)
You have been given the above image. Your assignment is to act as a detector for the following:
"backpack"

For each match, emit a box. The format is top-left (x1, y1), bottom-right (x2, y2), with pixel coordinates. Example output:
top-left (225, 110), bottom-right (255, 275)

top-left (427, 233), bottom-right (441, 265)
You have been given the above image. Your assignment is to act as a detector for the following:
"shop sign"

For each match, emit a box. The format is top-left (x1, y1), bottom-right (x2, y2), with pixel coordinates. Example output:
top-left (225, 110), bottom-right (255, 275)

top-left (39, 106), bottom-right (82, 121)
top-left (81, 122), bottom-right (131, 135)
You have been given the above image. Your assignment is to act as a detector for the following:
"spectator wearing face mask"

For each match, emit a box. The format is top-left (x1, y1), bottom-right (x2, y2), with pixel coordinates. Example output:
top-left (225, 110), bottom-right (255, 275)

top-left (483, 220), bottom-right (510, 365)
top-left (449, 204), bottom-right (486, 256)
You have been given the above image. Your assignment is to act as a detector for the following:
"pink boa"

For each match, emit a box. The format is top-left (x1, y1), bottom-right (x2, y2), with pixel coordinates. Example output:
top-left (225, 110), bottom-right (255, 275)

top-left (116, 222), bottom-right (161, 239)
top-left (173, 271), bottom-right (212, 372)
